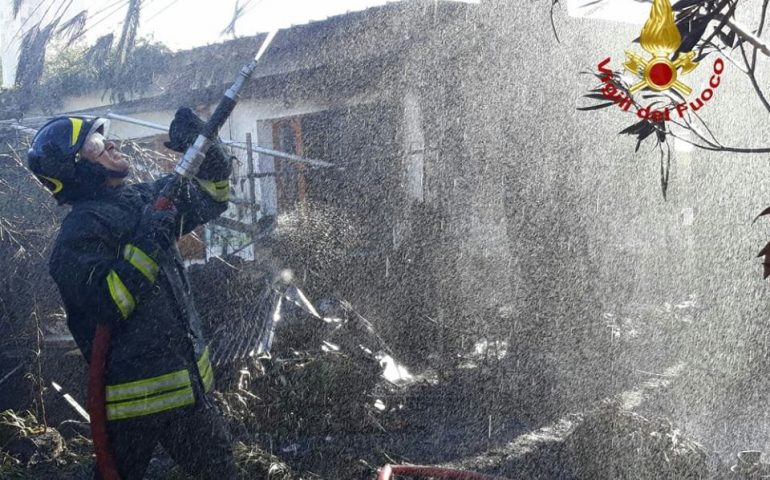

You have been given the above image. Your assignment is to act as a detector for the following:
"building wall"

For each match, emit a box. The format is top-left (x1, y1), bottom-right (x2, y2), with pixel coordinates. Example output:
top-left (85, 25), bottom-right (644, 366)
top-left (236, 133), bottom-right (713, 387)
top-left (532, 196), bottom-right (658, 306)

top-left (457, 0), bottom-right (770, 431)
top-left (380, 5), bottom-right (517, 362)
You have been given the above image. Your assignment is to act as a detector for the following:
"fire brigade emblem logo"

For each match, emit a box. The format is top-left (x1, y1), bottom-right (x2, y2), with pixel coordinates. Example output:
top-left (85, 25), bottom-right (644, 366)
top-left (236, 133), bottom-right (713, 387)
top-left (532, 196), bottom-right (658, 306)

top-left (623, 0), bottom-right (698, 96)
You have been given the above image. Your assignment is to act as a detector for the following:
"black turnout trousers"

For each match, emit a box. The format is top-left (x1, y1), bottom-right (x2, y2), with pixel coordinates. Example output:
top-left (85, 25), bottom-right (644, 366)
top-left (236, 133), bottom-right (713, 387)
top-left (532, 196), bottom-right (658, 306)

top-left (93, 399), bottom-right (237, 480)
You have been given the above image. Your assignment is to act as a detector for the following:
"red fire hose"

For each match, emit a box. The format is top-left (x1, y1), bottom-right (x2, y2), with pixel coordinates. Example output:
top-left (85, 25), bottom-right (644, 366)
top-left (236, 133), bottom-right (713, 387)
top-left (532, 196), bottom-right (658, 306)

top-left (88, 325), bottom-right (120, 480)
top-left (377, 464), bottom-right (511, 480)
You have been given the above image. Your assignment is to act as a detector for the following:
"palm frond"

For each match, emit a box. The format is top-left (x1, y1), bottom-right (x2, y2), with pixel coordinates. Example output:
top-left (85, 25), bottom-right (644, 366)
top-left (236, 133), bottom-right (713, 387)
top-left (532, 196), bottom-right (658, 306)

top-left (84, 34), bottom-right (114, 67)
top-left (56, 10), bottom-right (88, 47)
top-left (15, 23), bottom-right (55, 89)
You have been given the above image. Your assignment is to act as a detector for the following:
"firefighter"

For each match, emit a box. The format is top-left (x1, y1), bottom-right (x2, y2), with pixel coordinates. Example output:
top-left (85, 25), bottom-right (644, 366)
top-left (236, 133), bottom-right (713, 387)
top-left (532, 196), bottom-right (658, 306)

top-left (27, 109), bottom-right (237, 479)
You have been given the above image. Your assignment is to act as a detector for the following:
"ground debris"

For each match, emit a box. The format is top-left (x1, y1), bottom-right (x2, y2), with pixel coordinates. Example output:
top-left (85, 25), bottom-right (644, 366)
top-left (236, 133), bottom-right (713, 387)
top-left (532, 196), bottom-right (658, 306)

top-left (233, 442), bottom-right (296, 480)
top-left (155, 440), bottom-right (323, 480)
top-left (0, 407), bottom-right (321, 480)
top-left (233, 442), bottom-right (326, 480)
top-left (436, 400), bottom-right (709, 480)
top-left (217, 349), bottom-right (384, 438)
top-left (0, 410), bottom-right (63, 465)
top-left (0, 410), bottom-right (93, 480)
top-left (562, 400), bottom-right (708, 479)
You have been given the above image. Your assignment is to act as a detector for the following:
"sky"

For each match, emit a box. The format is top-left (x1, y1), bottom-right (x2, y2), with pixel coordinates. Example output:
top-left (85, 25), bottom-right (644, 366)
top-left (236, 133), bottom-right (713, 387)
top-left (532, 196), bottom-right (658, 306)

top-left (133, 0), bottom-right (396, 50)
top-left (0, 0), bottom-right (477, 87)
top-left (72, 0), bottom-right (470, 51)
top-left (566, 0), bottom-right (651, 24)
top-left (15, 0), bottom-right (629, 54)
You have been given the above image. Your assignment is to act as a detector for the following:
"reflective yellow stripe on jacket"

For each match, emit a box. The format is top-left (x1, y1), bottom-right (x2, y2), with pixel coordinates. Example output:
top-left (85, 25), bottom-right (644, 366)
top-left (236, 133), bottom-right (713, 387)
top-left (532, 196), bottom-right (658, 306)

top-left (123, 244), bottom-right (159, 282)
top-left (195, 178), bottom-right (230, 202)
top-left (106, 387), bottom-right (195, 421)
top-left (106, 270), bottom-right (135, 319)
top-left (105, 347), bottom-right (215, 421)
top-left (197, 346), bottom-right (215, 393)
top-left (108, 245), bottom-right (157, 321)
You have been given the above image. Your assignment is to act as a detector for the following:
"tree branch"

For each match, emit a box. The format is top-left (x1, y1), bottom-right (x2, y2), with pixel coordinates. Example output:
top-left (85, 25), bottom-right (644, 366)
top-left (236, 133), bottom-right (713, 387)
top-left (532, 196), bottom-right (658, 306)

top-left (738, 40), bottom-right (770, 114)
top-left (751, 0), bottom-right (770, 70)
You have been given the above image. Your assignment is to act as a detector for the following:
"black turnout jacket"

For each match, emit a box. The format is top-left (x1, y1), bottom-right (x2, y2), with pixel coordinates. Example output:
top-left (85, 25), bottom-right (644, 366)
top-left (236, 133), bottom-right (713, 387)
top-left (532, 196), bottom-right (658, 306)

top-left (49, 171), bottom-right (230, 422)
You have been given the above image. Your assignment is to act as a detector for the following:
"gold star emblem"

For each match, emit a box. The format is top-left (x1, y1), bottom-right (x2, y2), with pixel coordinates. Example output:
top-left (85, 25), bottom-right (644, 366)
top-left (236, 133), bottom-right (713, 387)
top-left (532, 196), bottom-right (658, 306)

top-left (624, 0), bottom-right (698, 96)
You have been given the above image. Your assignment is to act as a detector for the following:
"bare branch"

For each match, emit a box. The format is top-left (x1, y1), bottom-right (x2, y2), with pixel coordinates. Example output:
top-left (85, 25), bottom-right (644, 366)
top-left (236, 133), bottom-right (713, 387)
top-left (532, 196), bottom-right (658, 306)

top-left (550, 0), bottom-right (562, 44)
top-left (750, 0), bottom-right (770, 70)
top-left (738, 40), bottom-right (770, 114)
top-left (702, 40), bottom-right (748, 73)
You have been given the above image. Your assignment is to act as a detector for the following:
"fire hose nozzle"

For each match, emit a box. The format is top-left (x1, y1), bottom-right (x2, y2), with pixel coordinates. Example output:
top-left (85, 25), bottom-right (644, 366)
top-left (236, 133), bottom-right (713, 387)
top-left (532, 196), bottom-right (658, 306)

top-left (225, 61), bottom-right (258, 100)
top-left (175, 134), bottom-right (211, 178)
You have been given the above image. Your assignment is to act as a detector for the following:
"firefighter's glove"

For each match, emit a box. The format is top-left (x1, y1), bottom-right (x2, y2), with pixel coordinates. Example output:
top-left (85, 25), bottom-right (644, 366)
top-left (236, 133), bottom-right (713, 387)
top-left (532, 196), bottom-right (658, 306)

top-left (132, 204), bottom-right (179, 257)
top-left (164, 107), bottom-right (232, 180)
top-left (164, 107), bottom-right (204, 152)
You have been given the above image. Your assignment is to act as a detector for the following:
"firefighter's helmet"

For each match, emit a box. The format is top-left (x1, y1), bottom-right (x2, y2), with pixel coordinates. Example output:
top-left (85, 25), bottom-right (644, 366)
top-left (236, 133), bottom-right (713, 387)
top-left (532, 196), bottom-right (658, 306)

top-left (27, 117), bottom-right (110, 204)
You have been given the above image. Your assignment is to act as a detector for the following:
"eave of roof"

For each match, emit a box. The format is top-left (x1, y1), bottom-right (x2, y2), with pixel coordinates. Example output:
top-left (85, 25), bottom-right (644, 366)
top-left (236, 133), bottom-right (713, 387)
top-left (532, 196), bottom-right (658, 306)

top-left (116, 0), bottom-right (477, 106)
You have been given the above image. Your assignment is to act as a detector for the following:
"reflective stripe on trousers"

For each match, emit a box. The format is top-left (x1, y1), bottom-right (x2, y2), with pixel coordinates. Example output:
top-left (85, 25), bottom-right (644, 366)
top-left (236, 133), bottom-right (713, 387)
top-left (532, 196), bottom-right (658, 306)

top-left (105, 346), bottom-right (214, 421)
